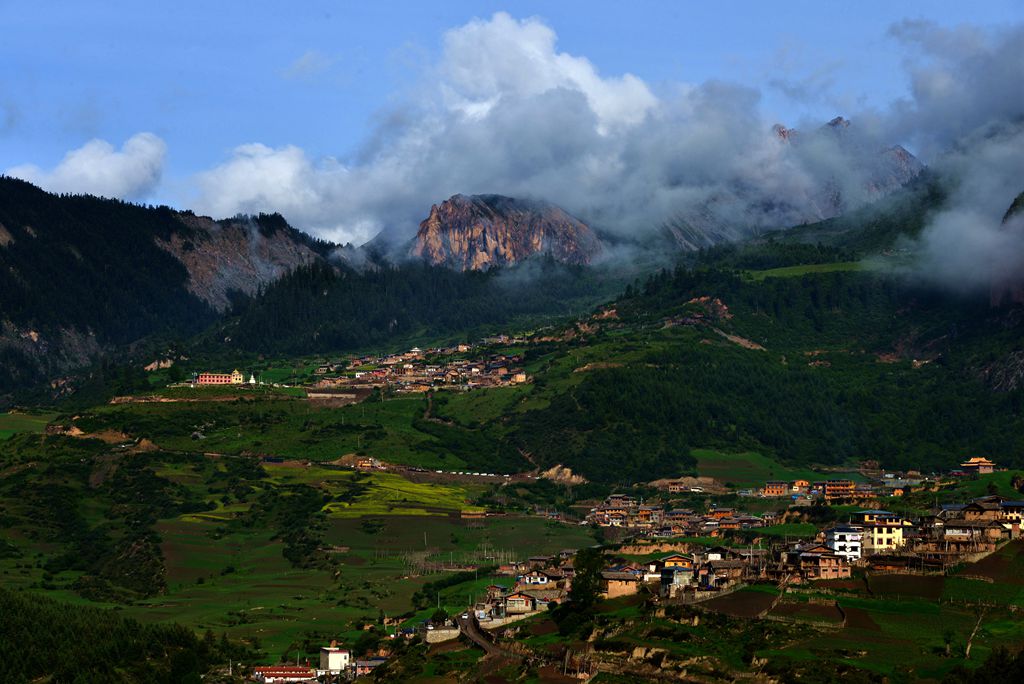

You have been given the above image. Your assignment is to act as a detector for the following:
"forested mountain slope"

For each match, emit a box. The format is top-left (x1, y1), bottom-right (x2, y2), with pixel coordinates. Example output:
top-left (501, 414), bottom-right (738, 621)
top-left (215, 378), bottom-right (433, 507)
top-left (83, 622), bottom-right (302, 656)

top-left (497, 265), bottom-right (1024, 482)
top-left (0, 178), bottom-right (327, 400)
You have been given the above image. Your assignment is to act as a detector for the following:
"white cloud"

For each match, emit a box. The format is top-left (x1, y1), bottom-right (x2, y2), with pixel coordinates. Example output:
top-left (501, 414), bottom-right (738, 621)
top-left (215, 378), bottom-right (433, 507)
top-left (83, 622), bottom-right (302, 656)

top-left (884, 21), bottom-right (1024, 157)
top-left (183, 14), bottom-right (1024, 253)
top-left (437, 12), bottom-right (657, 130)
top-left (908, 122), bottom-right (1024, 291)
top-left (7, 132), bottom-right (166, 200)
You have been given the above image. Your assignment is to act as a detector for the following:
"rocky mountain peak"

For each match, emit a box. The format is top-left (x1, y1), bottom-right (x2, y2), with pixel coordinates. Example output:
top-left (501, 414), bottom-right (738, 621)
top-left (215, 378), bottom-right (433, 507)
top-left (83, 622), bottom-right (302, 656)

top-left (409, 194), bottom-right (603, 270)
top-left (772, 123), bottom-right (796, 141)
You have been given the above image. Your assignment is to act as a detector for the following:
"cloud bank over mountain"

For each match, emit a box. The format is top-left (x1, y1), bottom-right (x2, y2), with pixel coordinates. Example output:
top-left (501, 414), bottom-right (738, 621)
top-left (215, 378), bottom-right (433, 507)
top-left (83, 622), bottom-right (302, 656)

top-left (882, 21), bottom-right (1024, 292)
top-left (5, 14), bottom-right (1023, 256)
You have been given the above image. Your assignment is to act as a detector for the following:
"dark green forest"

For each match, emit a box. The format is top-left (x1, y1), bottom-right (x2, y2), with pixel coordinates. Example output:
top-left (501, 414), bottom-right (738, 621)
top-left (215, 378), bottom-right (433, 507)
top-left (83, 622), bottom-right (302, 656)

top-left (217, 258), bottom-right (622, 355)
top-left (0, 586), bottom-right (251, 683)
top-left (505, 266), bottom-right (1024, 481)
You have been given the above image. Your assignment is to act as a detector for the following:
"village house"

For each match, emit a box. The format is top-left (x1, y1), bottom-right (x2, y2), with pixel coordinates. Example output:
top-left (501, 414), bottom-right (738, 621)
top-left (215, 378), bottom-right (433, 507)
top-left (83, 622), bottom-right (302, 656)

top-left (853, 483), bottom-right (876, 499)
top-left (355, 658), bottom-right (388, 677)
top-left (717, 517), bottom-right (742, 531)
top-left (600, 570), bottom-right (641, 598)
top-left (660, 565), bottom-right (695, 597)
top-left (660, 553), bottom-right (694, 569)
top-left (526, 555), bottom-right (553, 569)
top-left (702, 546), bottom-right (734, 562)
top-left (524, 587), bottom-right (567, 608)
top-left (666, 508), bottom-right (694, 522)
top-left (762, 480), bottom-right (789, 497)
top-left (800, 551), bottom-right (851, 580)
top-left (702, 559), bottom-right (747, 588)
top-left (519, 568), bottom-right (561, 586)
top-left (825, 525), bottom-right (863, 562)
top-left (1002, 500), bottom-right (1024, 524)
top-left (862, 520), bottom-right (908, 554)
top-left (961, 500), bottom-right (1004, 522)
top-left (940, 519), bottom-right (1008, 543)
top-left (784, 542), bottom-right (851, 581)
top-left (505, 591), bottom-right (538, 614)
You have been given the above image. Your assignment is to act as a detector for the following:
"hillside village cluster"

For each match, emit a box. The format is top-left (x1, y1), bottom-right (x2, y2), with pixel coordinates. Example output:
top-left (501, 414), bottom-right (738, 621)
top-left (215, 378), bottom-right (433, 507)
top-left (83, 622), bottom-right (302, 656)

top-left (213, 461), bottom-right (1024, 683)
top-left (245, 464), bottom-right (1023, 681)
top-left (194, 339), bottom-right (530, 395)
top-left (290, 496), bottom-right (1024, 681)
top-left (448, 489), bottom-right (1024, 633)
top-left (185, 353), bottom-right (1022, 681)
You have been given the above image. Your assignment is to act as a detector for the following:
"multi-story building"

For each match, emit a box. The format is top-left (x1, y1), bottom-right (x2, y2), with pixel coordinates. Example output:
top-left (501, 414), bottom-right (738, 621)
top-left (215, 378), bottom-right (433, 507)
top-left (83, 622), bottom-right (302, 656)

top-left (196, 369), bottom-right (245, 385)
top-left (862, 520), bottom-right (907, 554)
top-left (822, 479), bottom-right (855, 502)
top-left (318, 642), bottom-right (350, 675)
top-left (825, 525), bottom-right (863, 561)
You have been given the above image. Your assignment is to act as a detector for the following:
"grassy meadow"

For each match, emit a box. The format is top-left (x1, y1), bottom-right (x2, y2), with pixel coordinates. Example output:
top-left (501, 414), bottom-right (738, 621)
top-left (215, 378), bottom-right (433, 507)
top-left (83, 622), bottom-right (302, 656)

top-left (691, 449), bottom-right (819, 487)
top-left (0, 411), bottom-right (54, 440)
top-left (745, 261), bottom-right (865, 281)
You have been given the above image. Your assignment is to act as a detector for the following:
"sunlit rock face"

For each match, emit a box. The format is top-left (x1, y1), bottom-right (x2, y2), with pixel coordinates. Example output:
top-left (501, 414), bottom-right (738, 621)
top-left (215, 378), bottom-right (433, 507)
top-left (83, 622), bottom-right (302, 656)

top-left (410, 194), bottom-right (603, 270)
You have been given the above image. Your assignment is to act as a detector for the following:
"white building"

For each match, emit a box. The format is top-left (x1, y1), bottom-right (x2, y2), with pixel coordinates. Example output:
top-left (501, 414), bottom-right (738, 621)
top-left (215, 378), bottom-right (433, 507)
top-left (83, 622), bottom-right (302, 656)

top-left (825, 525), bottom-right (863, 561)
top-left (318, 642), bottom-right (350, 675)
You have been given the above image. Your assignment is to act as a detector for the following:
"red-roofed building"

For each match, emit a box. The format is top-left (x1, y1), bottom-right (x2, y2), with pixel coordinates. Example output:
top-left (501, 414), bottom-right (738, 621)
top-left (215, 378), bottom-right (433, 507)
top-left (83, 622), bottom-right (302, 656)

top-left (251, 665), bottom-right (316, 683)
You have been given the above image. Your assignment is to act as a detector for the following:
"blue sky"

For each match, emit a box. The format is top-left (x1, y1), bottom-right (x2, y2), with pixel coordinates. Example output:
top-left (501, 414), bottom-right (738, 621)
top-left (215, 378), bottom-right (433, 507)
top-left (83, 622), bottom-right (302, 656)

top-left (2, 1), bottom-right (1022, 242)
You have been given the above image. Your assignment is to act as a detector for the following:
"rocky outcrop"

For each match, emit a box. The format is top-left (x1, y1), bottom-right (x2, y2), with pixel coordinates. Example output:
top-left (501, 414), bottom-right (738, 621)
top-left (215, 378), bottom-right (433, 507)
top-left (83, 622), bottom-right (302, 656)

top-left (539, 464), bottom-right (588, 485)
top-left (157, 213), bottom-right (322, 312)
top-left (410, 194), bottom-right (602, 270)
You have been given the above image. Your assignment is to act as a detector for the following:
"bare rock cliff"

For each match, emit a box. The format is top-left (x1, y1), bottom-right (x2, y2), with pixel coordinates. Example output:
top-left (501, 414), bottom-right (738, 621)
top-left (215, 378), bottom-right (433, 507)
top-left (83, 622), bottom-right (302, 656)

top-left (409, 194), bottom-right (602, 271)
top-left (158, 213), bottom-right (322, 312)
